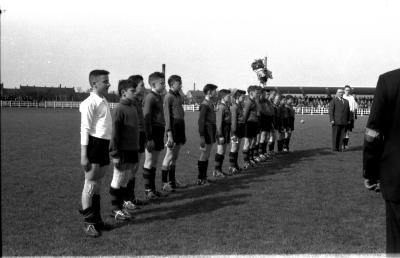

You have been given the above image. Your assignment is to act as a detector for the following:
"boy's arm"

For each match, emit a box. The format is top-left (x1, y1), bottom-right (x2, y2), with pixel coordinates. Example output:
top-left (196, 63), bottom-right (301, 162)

top-left (164, 94), bottom-right (174, 141)
top-left (79, 101), bottom-right (94, 171)
top-left (230, 105), bottom-right (237, 136)
top-left (243, 100), bottom-right (251, 122)
top-left (109, 108), bottom-right (122, 159)
top-left (143, 95), bottom-right (154, 140)
top-left (198, 104), bottom-right (207, 137)
top-left (216, 104), bottom-right (224, 137)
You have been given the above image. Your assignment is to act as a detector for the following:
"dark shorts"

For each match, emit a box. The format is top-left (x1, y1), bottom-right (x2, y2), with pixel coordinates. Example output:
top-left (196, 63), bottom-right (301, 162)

top-left (139, 131), bottom-right (146, 153)
top-left (119, 150), bottom-right (139, 164)
top-left (87, 135), bottom-right (110, 166)
top-left (245, 121), bottom-right (259, 138)
top-left (203, 124), bottom-right (216, 144)
top-left (151, 125), bottom-right (165, 151)
top-left (217, 124), bottom-right (231, 144)
top-left (345, 119), bottom-right (354, 132)
top-left (171, 120), bottom-right (186, 145)
top-left (260, 114), bottom-right (274, 132)
top-left (236, 123), bottom-right (246, 139)
top-left (288, 117), bottom-right (295, 131)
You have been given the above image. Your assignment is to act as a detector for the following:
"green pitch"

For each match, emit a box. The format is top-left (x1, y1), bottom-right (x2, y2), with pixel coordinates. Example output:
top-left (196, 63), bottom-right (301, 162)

top-left (1, 109), bottom-right (384, 255)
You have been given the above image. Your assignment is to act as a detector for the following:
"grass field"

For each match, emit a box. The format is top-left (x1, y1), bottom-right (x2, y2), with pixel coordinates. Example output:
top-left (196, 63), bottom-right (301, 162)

top-left (1, 108), bottom-right (385, 255)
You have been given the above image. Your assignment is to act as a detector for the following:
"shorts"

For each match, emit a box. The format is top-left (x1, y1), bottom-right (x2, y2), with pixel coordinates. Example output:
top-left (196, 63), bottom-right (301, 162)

top-left (139, 131), bottom-right (146, 153)
top-left (217, 124), bottom-right (231, 144)
top-left (244, 121), bottom-right (259, 138)
top-left (87, 135), bottom-right (110, 166)
top-left (150, 125), bottom-right (165, 151)
top-left (203, 124), bottom-right (216, 144)
top-left (171, 120), bottom-right (186, 145)
top-left (235, 123), bottom-right (246, 139)
top-left (118, 150), bottom-right (139, 164)
top-left (345, 119), bottom-right (354, 132)
top-left (288, 117), bottom-right (295, 131)
top-left (260, 114), bottom-right (274, 132)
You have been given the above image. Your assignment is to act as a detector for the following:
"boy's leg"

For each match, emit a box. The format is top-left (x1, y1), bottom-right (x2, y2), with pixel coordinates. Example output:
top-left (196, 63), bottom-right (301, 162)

top-left (214, 144), bottom-right (226, 177)
top-left (198, 143), bottom-right (213, 184)
top-left (110, 164), bottom-right (132, 220)
top-left (242, 138), bottom-right (252, 169)
top-left (169, 144), bottom-right (183, 188)
top-left (161, 147), bottom-right (174, 191)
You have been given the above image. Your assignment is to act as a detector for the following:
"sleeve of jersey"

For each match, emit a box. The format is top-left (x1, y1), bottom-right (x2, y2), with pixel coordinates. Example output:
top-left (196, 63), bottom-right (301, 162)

top-left (243, 100), bottom-right (251, 122)
top-left (143, 95), bottom-right (154, 140)
top-left (230, 105), bottom-right (237, 135)
top-left (164, 94), bottom-right (173, 132)
top-left (109, 108), bottom-right (123, 159)
top-left (216, 105), bottom-right (224, 137)
top-left (362, 75), bottom-right (387, 181)
top-left (79, 101), bottom-right (93, 146)
top-left (198, 104), bottom-right (207, 137)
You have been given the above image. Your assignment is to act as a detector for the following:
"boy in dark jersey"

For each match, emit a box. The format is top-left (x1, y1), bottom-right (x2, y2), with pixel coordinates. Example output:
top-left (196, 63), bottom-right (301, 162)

top-left (258, 88), bottom-right (274, 160)
top-left (269, 91), bottom-right (279, 155)
top-left (242, 85), bottom-right (261, 169)
top-left (283, 95), bottom-right (295, 152)
top-left (276, 95), bottom-right (288, 153)
top-left (143, 72), bottom-right (167, 199)
top-left (197, 84), bottom-right (218, 185)
top-left (214, 89), bottom-right (232, 177)
top-left (228, 89), bottom-right (246, 174)
top-left (161, 75), bottom-right (186, 191)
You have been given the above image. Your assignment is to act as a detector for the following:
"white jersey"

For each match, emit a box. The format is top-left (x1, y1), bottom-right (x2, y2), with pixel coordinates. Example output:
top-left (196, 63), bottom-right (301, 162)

top-left (343, 94), bottom-right (358, 112)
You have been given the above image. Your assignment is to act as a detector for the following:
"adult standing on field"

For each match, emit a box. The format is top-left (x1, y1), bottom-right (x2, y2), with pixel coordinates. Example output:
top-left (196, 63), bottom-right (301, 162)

top-left (329, 88), bottom-right (351, 152)
top-left (363, 68), bottom-right (400, 254)
top-left (342, 85), bottom-right (358, 149)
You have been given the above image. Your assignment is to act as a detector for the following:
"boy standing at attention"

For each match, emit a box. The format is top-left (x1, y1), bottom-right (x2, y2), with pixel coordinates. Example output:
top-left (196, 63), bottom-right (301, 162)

top-left (228, 89), bottom-right (246, 174)
top-left (109, 79), bottom-right (140, 221)
top-left (143, 72), bottom-right (167, 199)
top-left (79, 69), bottom-right (112, 237)
top-left (214, 89), bottom-right (232, 177)
top-left (283, 95), bottom-right (295, 152)
top-left (161, 75), bottom-right (186, 192)
top-left (197, 84), bottom-right (218, 185)
top-left (242, 86), bottom-right (261, 169)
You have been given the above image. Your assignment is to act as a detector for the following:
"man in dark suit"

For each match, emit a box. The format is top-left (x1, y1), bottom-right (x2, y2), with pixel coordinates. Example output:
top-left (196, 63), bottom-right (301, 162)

top-left (363, 68), bottom-right (400, 253)
top-left (329, 89), bottom-right (351, 152)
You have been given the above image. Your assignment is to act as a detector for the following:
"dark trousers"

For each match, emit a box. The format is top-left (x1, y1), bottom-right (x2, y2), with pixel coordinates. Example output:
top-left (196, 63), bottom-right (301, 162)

top-left (386, 200), bottom-right (400, 253)
top-left (332, 125), bottom-right (345, 151)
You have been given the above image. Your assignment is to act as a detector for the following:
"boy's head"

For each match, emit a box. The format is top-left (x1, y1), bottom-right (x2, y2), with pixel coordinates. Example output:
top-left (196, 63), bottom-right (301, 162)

top-left (344, 85), bottom-right (351, 96)
top-left (218, 89), bottom-right (231, 103)
top-left (285, 95), bottom-right (294, 105)
top-left (247, 85), bottom-right (260, 99)
top-left (148, 72), bottom-right (165, 94)
top-left (231, 89), bottom-right (246, 102)
top-left (203, 84), bottom-right (218, 99)
top-left (261, 88), bottom-right (270, 99)
top-left (269, 89), bottom-right (277, 100)
top-left (89, 70), bottom-right (110, 96)
top-left (279, 95), bottom-right (287, 105)
top-left (168, 75), bottom-right (182, 92)
top-left (128, 74), bottom-right (145, 97)
top-left (118, 79), bottom-right (136, 100)
top-left (273, 93), bottom-right (281, 104)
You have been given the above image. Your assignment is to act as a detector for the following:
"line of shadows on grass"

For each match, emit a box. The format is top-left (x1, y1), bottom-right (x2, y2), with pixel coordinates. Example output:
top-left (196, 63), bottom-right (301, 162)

top-left (130, 147), bottom-right (334, 216)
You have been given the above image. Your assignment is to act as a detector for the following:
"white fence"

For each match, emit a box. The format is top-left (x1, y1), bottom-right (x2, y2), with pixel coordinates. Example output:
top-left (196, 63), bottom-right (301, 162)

top-left (1, 100), bottom-right (370, 115)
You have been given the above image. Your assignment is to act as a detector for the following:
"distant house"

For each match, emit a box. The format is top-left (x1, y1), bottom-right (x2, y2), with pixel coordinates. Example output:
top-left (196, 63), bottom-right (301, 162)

top-left (20, 85), bottom-right (76, 101)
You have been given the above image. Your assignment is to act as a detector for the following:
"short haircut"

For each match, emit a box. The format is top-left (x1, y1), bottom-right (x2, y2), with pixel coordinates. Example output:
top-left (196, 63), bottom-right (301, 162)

top-left (128, 75), bottom-right (144, 88)
top-left (261, 87), bottom-right (270, 93)
top-left (89, 70), bottom-right (109, 86)
top-left (218, 89), bottom-right (231, 99)
top-left (168, 75), bottom-right (182, 87)
top-left (247, 85), bottom-right (259, 94)
top-left (203, 84), bottom-right (218, 94)
top-left (344, 85), bottom-right (351, 89)
top-left (285, 95), bottom-right (294, 100)
top-left (118, 79), bottom-right (135, 97)
top-left (148, 72), bottom-right (165, 86)
top-left (234, 89), bottom-right (246, 98)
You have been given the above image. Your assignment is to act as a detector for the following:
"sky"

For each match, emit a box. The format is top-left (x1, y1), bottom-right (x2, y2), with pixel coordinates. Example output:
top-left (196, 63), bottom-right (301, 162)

top-left (1, 0), bottom-right (400, 93)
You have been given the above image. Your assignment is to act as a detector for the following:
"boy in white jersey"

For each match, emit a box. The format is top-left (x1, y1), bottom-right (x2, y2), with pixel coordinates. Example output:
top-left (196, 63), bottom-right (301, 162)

top-left (79, 70), bottom-right (112, 237)
top-left (343, 85), bottom-right (358, 149)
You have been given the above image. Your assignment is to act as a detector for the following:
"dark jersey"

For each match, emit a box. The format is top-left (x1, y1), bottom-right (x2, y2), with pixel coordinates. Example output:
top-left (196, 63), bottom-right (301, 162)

top-left (198, 99), bottom-right (216, 137)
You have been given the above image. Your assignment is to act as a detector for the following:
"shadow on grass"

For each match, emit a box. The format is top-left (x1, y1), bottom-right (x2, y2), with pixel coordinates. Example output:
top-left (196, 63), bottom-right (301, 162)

top-left (111, 193), bottom-right (250, 228)
top-left (131, 147), bottom-right (334, 217)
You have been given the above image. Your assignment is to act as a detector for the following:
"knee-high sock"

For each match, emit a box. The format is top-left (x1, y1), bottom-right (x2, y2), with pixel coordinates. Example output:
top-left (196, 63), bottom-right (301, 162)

top-left (243, 150), bottom-right (249, 162)
top-left (197, 160), bottom-right (209, 179)
top-left (161, 168), bottom-right (169, 184)
top-left (269, 142), bottom-right (275, 152)
top-left (253, 145), bottom-right (259, 157)
top-left (125, 178), bottom-right (136, 202)
top-left (150, 167), bottom-right (157, 191)
top-left (143, 167), bottom-right (152, 190)
top-left (286, 138), bottom-right (291, 150)
top-left (92, 194), bottom-right (102, 223)
top-left (234, 152), bottom-right (240, 168)
top-left (109, 187), bottom-right (123, 210)
top-left (169, 165), bottom-right (176, 186)
top-left (229, 152), bottom-right (236, 167)
top-left (215, 153), bottom-right (224, 171)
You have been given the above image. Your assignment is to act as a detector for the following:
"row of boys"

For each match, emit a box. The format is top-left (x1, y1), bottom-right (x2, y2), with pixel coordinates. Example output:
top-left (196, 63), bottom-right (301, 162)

top-left (78, 69), bottom-right (295, 237)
